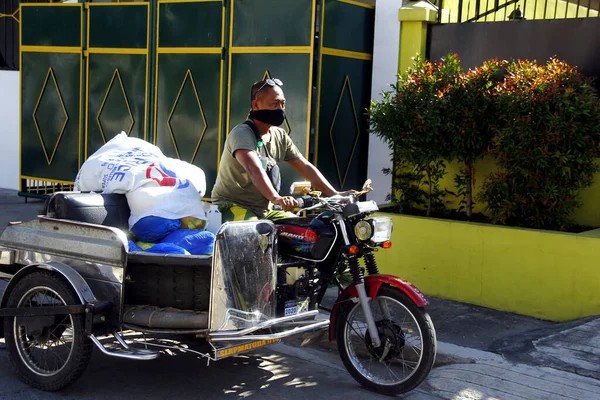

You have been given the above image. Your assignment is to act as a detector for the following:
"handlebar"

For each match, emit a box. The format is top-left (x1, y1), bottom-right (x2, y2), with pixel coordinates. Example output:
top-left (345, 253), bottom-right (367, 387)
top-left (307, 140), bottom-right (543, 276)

top-left (272, 180), bottom-right (373, 213)
top-left (272, 195), bottom-right (353, 212)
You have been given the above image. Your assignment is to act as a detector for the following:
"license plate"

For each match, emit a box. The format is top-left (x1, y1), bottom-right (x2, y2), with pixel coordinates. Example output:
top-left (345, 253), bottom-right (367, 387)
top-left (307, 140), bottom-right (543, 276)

top-left (284, 303), bottom-right (297, 316)
top-left (285, 299), bottom-right (309, 316)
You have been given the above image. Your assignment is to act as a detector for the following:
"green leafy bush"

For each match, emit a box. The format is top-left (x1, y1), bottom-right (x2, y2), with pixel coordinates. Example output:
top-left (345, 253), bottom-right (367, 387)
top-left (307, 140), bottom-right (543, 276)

top-left (371, 54), bottom-right (600, 232)
top-left (445, 58), bottom-right (506, 217)
top-left (479, 58), bottom-right (600, 230)
top-left (370, 55), bottom-right (456, 216)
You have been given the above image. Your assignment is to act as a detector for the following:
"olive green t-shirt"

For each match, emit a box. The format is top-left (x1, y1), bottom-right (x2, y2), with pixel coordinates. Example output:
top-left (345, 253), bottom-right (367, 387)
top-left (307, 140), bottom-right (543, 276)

top-left (211, 122), bottom-right (303, 217)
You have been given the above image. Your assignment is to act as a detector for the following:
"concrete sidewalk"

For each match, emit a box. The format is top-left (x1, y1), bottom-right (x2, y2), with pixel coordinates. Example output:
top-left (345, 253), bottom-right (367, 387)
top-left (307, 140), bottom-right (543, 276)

top-left (1, 188), bottom-right (600, 399)
top-left (316, 289), bottom-right (600, 399)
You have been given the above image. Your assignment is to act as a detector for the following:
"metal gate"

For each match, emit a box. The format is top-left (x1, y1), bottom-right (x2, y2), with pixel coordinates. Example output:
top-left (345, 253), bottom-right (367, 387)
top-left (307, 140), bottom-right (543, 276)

top-left (85, 2), bottom-right (150, 158)
top-left (20, 2), bottom-right (83, 196)
top-left (227, 0), bottom-right (315, 188)
top-left (19, 0), bottom-right (374, 198)
top-left (315, 0), bottom-right (374, 192)
top-left (154, 0), bottom-right (224, 197)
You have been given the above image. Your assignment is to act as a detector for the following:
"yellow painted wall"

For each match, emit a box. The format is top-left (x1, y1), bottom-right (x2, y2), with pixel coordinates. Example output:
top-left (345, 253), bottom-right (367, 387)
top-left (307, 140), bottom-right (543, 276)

top-left (386, 0), bottom-right (600, 323)
top-left (374, 213), bottom-right (600, 321)
top-left (435, 158), bottom-right (600, 227)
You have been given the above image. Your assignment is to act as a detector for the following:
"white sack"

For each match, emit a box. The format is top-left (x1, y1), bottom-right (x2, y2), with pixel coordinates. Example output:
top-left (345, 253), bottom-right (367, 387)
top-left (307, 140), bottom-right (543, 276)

top-left (75, 132), bottom-right (164, 193)
top-left (74, 131), bottom-right (208, 229)
top-left (126, 181), bottom-right (207, 228)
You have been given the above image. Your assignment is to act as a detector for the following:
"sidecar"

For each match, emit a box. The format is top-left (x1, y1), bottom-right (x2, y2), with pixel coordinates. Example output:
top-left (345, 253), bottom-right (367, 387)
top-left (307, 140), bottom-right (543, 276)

top-left (0, 192), bottom-right (328, 391)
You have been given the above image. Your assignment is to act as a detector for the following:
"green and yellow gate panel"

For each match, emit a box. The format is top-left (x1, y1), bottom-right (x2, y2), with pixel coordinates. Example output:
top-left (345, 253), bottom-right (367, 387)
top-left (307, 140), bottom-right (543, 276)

top-left (18, 0), bottom-right (377, 199)
top-left (84, 1), bottom-right (150, 159)
top-left (227, 0), bottom-right (316, 187)
top-left (154, 0), bottom-right (225, 198)
top-left (315, 0), bottom-right (374, 191)
top-left (20, 2), bottom-right (83, 194)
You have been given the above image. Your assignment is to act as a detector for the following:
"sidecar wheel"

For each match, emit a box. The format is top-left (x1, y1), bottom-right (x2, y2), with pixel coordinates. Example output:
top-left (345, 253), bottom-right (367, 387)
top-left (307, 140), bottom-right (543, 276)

top-left (336, 286), bottom-right (437, 396)
top-left (3, 271), bottom-right (93, 391)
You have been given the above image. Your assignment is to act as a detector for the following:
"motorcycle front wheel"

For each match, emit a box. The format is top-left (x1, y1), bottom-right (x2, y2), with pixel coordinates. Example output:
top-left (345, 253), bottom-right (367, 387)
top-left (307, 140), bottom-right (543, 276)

top-left (336, 286), bottom-right (437, 396)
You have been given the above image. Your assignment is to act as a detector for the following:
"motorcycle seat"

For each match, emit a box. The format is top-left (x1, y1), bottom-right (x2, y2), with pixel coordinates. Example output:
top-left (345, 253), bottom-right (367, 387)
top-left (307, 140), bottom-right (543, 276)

top-left (43, 191), bottom-right (131, 232)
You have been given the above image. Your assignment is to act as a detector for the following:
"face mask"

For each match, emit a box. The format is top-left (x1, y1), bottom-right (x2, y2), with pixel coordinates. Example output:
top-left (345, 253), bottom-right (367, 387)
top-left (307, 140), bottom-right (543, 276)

top-left (249, 109), bottom-right (285, 127)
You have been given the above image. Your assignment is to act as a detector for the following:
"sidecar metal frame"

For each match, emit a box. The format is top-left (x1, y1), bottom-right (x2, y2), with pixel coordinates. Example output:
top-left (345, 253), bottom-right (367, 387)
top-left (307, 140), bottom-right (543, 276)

top-left (0, 217), bottom-right (127, 339)
top-left (0, 205), bottom-right (328, 361)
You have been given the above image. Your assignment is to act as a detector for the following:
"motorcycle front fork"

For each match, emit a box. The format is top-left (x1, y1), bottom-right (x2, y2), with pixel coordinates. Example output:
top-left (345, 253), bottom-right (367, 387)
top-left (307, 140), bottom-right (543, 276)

top-left (335, 215), bottom-right (383, 348)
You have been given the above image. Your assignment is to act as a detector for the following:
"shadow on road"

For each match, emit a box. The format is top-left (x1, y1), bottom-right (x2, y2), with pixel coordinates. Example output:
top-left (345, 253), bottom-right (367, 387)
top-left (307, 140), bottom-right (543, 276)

top-left (0, 336), bottom-right (377, 400)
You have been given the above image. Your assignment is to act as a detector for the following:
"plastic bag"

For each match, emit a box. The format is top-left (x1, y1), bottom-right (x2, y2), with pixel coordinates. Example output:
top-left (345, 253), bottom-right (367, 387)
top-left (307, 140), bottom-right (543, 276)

top-left (126, 182), bottom-right (207, 228)
top-left (180, 217), bottom-right (207, 230)
top-left (145, 242), bottom-right (190, 255)
top-left (131, 215), bottom-right (182, 242)
top-left (157, 157), bottom-right (206, 197)
top-left (75, 132), bottom-right (206, 196)
top-left (75, 132), bottom-right (208, 231)
top-left (128, 240), bottom-right (143, 252)
top-left (75, 132), bottom-right (164, 193)
top-left (136, 241), bottom-right (155, 250)
top-left (161, 229), bottom-right (215, 255)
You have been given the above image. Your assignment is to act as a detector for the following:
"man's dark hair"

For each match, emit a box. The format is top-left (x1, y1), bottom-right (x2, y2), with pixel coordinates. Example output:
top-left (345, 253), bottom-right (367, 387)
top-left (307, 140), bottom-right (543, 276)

top-left (250, 80), bottom-right (268, 104)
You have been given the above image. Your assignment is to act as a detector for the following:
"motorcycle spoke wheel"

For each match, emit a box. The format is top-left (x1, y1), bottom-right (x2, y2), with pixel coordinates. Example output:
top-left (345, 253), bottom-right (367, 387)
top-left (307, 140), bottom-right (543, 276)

top-left (4, 271), bottom-right (93, 391)
top-left (14, 287), bottom-right (75, 377)
top-left (336, 287), bottom-right (436, 395)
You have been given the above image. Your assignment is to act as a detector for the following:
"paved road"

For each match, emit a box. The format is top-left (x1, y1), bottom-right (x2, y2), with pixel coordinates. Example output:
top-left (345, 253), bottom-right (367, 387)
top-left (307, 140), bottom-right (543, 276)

top-left (0, 339), bottom-right (440, 400)
top-left (0, 190), bottom-right (437, 399)
top-left (2, 189), bottom-right (600, 399)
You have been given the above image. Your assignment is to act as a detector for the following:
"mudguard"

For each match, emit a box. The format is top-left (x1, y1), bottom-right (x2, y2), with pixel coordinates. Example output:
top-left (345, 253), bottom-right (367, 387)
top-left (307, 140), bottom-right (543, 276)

top-left (328, 274), bottom-right (428, 341)
top-left (0, 262), bottom-right (96, 338)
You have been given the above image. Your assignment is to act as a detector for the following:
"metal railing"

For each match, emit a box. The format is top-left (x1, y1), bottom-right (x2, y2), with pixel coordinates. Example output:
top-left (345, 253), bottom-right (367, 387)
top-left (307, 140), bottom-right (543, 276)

top-left (433, 0), bottom-right (600, 23)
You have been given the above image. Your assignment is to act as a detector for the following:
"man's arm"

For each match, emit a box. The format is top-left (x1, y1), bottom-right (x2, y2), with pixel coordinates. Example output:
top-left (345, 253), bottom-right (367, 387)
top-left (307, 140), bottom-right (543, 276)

top-left (235, 149), bottom-right (297, 210)
top-left (282, 130), bottom-right (352, 197)
top-left (288, 156), bottom-right (340, 196)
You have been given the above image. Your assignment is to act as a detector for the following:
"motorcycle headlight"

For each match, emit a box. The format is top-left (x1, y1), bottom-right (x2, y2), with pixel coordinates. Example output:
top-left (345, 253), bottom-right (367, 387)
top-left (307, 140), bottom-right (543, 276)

top-left (354, 220), bottom-right (373, 241)
top-left (369, 217), bottom-right (393, 244)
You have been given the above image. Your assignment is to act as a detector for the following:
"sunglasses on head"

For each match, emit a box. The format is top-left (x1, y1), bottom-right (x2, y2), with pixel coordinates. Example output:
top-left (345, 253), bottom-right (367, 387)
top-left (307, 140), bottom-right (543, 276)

top-left (254, 78), bottom-right (283, 98)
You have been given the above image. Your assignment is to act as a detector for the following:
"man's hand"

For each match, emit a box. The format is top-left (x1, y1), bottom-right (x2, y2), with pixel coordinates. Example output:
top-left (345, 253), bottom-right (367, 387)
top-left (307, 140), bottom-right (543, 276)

top-left (289, 158), bottom-right (361, 198)
top-left (273, 196), bottom-right (298, 212)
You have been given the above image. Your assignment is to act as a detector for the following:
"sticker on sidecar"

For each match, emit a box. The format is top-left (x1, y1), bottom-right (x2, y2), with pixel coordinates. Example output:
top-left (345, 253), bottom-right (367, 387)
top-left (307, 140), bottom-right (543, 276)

top-left (216, 339), bottom-right (281, 359)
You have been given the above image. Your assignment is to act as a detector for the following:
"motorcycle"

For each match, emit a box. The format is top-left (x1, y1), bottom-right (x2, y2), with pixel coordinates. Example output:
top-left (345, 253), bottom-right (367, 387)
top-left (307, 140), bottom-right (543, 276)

top-left (0, 179), bottom-right (436, 396)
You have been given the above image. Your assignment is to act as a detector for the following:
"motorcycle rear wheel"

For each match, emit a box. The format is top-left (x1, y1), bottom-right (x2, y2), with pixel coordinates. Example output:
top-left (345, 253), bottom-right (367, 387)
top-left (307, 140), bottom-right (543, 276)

top-left (336, 286), bottom-right (437, 396)
top-left (3, 271), bottom-right (93, 391)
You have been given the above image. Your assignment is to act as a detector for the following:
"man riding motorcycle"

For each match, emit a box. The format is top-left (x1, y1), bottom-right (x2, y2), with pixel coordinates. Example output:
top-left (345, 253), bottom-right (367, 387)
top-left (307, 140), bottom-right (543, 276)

top-left (211, 78), bottom-right (352, 222)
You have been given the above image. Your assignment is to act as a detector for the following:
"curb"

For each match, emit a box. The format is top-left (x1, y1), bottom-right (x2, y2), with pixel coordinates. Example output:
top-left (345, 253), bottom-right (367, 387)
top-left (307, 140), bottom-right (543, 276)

top-left (290, 309), bottom-right (506, 368)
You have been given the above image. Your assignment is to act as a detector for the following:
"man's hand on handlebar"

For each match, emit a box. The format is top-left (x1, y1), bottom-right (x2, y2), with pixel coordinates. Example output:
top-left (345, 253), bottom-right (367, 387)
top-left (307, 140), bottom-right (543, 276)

top-left (272, 196), bottom-right (298, 212)
top-left (272, 186), bottom-right (368, 212)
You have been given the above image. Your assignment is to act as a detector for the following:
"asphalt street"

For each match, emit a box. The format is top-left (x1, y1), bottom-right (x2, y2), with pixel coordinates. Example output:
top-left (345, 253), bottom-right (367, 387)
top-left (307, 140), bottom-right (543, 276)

top-left (0, 337), bottom-right (440, 400)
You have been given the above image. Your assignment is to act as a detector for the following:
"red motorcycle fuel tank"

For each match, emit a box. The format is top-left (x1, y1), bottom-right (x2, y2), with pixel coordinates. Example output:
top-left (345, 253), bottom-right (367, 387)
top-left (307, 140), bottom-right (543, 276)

top-left (276, 217), bottom-right (337, 260)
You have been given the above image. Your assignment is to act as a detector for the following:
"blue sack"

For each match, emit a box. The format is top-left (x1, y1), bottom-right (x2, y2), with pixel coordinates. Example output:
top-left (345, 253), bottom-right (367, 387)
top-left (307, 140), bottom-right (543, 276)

top-left (145, 242), bottom-right (190, 255)
top-left (127, 240), bottom-right (143, 252)
top-left (161, 229), bottom-right (215, 255)
top-left (131, 216), bottom-right (181, 242)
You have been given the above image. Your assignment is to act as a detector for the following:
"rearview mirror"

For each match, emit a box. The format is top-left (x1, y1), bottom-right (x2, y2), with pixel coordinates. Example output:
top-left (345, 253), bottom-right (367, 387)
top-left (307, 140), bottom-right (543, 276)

top-left (290, 181), bottom-right (312, 195)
